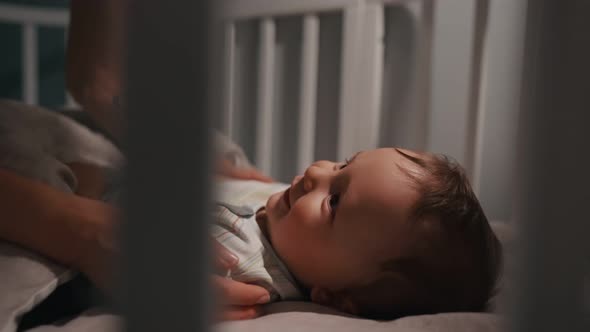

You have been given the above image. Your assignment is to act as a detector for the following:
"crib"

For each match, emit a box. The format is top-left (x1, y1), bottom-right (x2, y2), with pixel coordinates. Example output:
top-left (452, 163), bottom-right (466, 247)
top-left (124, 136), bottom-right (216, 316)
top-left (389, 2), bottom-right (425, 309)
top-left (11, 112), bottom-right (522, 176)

top-left (1, 1), bottom-right (589, 331)
top-left (214, 0), bottom-right (490, 184)
top-left (0, 0), bottom-right (518, 220)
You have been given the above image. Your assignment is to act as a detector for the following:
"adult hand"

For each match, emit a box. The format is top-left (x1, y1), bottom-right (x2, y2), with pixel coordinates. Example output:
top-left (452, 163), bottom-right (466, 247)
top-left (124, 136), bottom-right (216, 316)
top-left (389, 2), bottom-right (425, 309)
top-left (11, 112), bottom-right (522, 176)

top-left (80, 218), bottom-right (270, 321)
top-left (65, 160), bottom-right (270, 320)
top-left (217, 158), bottom-right (274, 183)
top-left (74, 198), bottom-right (120, 292)
top-left (67, 0), bottom-right (126, 140)
top-left (212, 240), bottom-right (271, 320)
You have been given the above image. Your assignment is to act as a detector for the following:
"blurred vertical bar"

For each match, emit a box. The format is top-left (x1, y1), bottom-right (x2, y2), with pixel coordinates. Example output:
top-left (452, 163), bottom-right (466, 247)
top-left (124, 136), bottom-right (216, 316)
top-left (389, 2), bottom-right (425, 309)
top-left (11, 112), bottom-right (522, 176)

top-left (511, 1), bottom-right (590, 332)
top-left (464, 0), bottom-right (490, 194)
top-left (256, 18), bottom-right (275, 175)
top-left (223, 22), bottom-right (236, 138)
top-left (22, 23), bottom-right (38, 105)
top-left (297, 14), bottom-right (319, 174)
top-left (123, 0), bottom-right (211, 331)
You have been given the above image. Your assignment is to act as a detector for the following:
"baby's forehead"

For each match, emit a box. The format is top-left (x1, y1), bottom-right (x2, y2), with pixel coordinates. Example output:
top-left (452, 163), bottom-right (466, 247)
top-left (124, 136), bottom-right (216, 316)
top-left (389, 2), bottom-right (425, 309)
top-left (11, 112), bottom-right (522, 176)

top-left (340, 183), bottom-right (420, 245)
top-left (345, 163), bottom-right (421, 222)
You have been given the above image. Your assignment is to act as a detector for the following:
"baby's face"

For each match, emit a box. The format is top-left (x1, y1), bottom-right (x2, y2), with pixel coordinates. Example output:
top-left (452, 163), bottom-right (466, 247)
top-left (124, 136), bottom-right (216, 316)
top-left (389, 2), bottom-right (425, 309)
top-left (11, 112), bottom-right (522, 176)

top-left (265, 148), bottom-right (425, 291)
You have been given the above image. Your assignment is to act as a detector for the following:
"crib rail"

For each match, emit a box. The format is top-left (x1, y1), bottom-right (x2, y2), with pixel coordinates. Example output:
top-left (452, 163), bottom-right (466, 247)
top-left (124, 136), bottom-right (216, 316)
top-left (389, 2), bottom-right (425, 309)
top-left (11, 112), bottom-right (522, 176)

top-left (297, 15), bottom-right (320, 171)
top-left (219, 0), bottom-right (356, 20)
top-left (218, 0), bottom-right (443, 179)
top-left (217, 0), bottom-right (488, 189)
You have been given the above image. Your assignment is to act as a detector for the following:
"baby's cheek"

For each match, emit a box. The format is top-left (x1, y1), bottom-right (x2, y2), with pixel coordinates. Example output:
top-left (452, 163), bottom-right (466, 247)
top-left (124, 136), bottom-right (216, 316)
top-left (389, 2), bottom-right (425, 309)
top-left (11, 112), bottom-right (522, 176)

top-left (271, 227), bottom-right (307, 266)
top-left (278, 215), bottom-right (310, 245)
top-left (273, 230), bottom-right (328, 286)
top-left (274, 214), bottom-right (319, 252)
top-left (288, 205), bottom-right (324, 228)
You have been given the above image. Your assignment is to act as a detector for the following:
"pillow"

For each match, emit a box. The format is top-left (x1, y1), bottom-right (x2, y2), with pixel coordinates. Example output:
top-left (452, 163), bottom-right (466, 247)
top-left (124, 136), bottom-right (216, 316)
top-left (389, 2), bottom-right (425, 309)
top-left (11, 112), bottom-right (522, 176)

top-left (0, 243), bottom-right (74, 332)
top-left (0, 221), bottom-right (512, 332)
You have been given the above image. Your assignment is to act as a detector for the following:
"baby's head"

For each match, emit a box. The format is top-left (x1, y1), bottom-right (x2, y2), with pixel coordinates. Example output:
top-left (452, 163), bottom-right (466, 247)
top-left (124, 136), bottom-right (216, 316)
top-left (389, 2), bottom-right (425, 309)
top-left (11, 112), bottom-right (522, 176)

top-left (264, 148), bottom-right (502, 319)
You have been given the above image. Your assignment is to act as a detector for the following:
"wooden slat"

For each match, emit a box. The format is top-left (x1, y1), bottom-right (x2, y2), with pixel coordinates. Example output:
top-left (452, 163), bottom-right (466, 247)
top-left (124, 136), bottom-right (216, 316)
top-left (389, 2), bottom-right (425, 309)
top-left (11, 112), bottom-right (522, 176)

top-left (223, 23), bottom-right (236, 137)
top-left (414, 0), bottom-right (435, 151)
top-left (358, 3), bottom-right (384, 150)
top-left (297, 14), bottom-right (320, 173)
top-left (465, 0), bottom-right (490, 194)
top-left (337, 4), bottom-right (364, 161)
top-left (22, 23), bottom-right (38, 105)
top-left (256, 18), bottom-right (276, 174)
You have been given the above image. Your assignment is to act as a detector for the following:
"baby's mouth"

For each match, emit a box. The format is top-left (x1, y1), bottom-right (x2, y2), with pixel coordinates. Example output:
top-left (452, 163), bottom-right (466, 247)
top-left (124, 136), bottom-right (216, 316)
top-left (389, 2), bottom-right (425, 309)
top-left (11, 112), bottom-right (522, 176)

top-left (283, 187), bottom-right (291, 209)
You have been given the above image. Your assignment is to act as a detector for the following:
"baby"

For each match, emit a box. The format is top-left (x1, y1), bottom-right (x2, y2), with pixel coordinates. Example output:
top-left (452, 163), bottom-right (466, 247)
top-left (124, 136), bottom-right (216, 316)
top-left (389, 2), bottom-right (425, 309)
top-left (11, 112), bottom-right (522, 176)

top-left (215, 148), bottom-right (502, 319)
top-left (1, 100), bottom-right (502, 320)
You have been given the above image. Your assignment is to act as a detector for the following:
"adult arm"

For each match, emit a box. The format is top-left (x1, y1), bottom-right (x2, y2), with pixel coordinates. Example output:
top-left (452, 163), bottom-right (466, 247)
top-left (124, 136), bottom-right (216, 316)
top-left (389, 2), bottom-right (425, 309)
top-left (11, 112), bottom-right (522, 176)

top-left (66, 0), bottom-right (126, 139)
top-left (65, 0), bottom-right (270, 316)
top-left (0, 167), bottom-right (268, 319)
top-left (0, 168), bottom-right (115, 280)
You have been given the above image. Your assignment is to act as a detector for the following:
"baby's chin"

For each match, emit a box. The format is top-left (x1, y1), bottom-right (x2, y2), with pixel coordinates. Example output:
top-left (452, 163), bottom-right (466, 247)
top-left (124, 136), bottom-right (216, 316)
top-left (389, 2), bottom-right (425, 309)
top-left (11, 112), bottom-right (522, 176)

top-left (265, 189), bottom-right (288, 222)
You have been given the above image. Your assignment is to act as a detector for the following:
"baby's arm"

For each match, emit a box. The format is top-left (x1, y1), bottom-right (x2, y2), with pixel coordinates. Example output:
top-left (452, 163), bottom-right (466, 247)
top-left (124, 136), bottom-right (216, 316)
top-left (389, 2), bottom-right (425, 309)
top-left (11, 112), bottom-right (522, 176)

top-left (0, 168), bottom-right (117, 289)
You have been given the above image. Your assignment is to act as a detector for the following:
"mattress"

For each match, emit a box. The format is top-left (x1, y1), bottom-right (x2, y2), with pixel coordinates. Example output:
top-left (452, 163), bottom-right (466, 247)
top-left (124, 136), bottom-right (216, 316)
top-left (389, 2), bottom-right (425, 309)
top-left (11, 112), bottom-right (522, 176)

top-left (0, 220), bottom-right (513, 332)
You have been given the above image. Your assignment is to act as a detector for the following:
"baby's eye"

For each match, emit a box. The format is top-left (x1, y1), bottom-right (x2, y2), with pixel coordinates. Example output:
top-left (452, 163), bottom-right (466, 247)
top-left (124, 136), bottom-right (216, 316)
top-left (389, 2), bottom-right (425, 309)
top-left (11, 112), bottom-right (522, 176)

top-left (329, 194), bottom-right (340, 215)
top-left (338, 158), bottom-right (351, 170)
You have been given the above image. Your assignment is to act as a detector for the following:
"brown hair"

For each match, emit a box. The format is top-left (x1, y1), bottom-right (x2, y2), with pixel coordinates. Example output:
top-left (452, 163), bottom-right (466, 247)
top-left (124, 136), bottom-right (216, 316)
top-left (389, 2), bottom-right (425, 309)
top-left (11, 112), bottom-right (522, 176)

top-left (347, 150), bottom-right (503, 319)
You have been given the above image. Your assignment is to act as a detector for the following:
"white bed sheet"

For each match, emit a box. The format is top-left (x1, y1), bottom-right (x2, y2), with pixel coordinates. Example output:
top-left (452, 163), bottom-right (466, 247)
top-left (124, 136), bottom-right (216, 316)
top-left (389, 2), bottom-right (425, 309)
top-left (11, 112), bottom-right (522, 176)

top-left (217, 302), bottom-right (503, 332)
top-left (20, 303), bottom-right (503, 332)
top-left (1, 220), bottom-right (513, 332)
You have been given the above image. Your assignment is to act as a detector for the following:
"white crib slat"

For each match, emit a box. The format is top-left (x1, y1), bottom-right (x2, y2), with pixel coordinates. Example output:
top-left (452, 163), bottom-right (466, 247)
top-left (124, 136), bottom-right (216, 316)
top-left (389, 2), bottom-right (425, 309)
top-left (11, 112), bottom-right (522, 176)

top-left (297, 15), bottom-right (319, 173)
top-left (338, 5), bottom-right (364, 161)
top-left (415, 0), bottom-right (435, 151)
top-left (223, 23), bottom-right (236, 138)
top-left (22, 23), bottom-right (38, 105)
top-left (358, 3), bottom-right (384, 150)
top-left (256, 18), bottom-right (275, 174)
top-left (465, 0), bottom-right (490, 194)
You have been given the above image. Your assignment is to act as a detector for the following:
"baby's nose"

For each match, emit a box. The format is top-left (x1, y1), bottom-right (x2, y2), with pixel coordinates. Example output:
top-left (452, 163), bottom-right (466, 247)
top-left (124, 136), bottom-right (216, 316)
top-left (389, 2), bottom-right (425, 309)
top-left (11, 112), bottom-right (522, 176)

top-left (303, 163), bottom-right (331, 190)
top-left (310, 160), bottom-right (334, 169)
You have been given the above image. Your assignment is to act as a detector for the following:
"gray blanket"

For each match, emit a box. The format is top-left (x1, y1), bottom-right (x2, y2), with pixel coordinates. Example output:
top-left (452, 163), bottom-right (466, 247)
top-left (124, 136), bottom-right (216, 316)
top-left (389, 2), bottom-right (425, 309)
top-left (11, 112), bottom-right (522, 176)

top-left (0, 99), bottom-right (124, 193)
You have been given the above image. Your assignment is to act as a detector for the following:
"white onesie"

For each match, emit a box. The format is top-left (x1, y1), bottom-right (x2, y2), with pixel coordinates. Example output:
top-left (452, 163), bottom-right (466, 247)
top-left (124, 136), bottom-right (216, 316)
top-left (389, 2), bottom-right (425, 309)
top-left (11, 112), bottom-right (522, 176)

top-left (213, 179), bottom-right (304, 301)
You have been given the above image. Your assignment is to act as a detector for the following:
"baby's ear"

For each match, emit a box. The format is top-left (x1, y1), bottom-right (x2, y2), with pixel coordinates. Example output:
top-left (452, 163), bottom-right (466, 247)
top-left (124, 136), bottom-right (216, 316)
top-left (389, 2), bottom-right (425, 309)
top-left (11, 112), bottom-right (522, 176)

top-left (310, 287), bottom-right (359, 315)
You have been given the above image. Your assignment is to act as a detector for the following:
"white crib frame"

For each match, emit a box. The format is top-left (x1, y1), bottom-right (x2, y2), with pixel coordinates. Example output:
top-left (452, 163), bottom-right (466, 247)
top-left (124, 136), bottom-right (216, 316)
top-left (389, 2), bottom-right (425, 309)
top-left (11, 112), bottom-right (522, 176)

top-left (217, 0), bottom-right (489, 192)
top-left (219, 0), bottom-right (429, 170)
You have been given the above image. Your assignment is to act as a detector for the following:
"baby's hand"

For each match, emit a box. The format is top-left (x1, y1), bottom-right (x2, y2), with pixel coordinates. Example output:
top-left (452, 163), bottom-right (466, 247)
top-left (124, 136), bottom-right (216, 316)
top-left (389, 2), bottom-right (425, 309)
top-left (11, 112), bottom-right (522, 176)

top-left (75, 198), bottom-right (120, 292)
top-left (212, 276), bottom-right (270, 320)
top-left (213, 239), bottom-right (271, 320)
